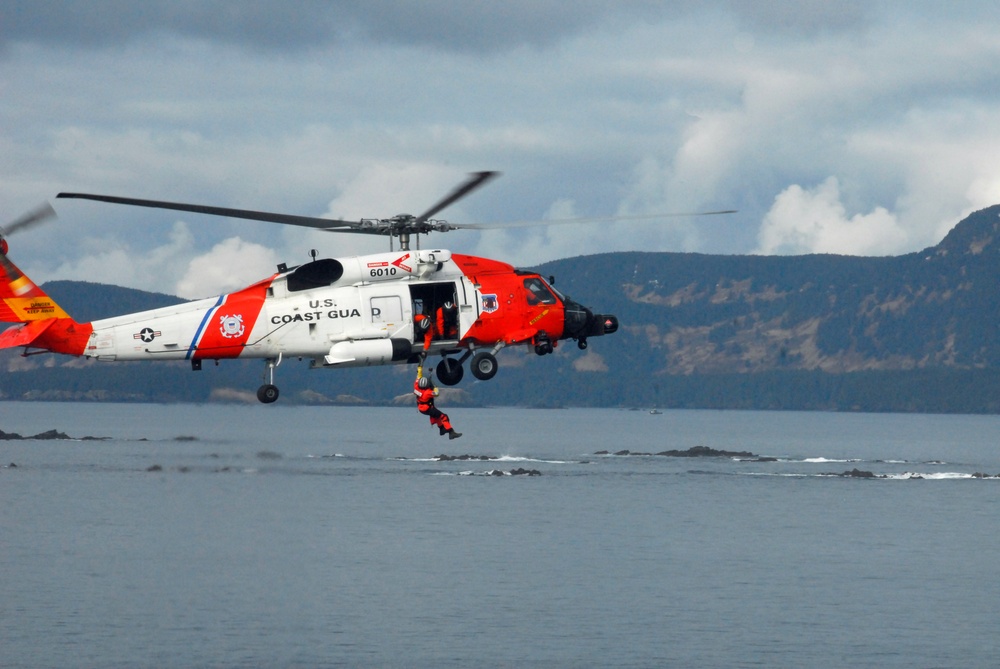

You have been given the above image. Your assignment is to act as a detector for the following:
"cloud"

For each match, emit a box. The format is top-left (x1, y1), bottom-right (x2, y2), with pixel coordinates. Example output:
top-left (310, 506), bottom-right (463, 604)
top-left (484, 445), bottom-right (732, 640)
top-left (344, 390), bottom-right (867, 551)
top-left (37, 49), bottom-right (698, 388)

top-left (0, 2), bottom-right (697, 53)
top-left (175, 236), bottom-right (279, 299)
top-left (0, 1), bottom-right (343, 51)
top-left (756, 177), bottom-right (908, 256)
top-left (40, 221), bottom-right (195, 293)
top-left (7, 1), bottom-right (1000, 291)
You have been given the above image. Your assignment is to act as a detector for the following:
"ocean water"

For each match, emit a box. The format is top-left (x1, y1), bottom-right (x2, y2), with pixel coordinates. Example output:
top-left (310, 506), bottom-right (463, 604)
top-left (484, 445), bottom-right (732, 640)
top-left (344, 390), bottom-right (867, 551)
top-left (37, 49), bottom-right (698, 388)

top-left (2, 402), bottom-right (999, 668)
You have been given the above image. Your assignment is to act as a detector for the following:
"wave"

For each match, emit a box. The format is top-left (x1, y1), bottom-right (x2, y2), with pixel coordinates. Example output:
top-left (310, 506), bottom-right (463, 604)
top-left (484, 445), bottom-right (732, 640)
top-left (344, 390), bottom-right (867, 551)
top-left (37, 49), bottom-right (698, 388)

top-left (801, 457), bottom-right (863, 463)
top-left (885, 472), bottom-right (999, 480)
top-left (739, 470), bottom-right (1000, 480)
top-left (392, 454), bottom-right (579, 465)
top-left (433, 468), bottom-right (543, 477)
top-left (495, 455), bottom-right (578, 464)
top-left (737, 456), bottom-right (953, 466)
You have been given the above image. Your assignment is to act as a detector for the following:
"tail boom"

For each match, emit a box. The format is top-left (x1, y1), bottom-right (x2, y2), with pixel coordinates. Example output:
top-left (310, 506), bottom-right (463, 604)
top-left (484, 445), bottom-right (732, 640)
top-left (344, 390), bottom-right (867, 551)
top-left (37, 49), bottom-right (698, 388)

top-left (0, 317), bottom-right (92, 355)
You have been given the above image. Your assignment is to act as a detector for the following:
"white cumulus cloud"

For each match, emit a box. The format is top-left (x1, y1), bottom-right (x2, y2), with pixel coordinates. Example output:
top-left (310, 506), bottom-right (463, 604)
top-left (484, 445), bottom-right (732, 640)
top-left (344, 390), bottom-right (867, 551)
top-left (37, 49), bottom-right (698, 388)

top-left (756, 177), bottom-right (909, 256)
top-left (175, 237), bottom-right (279, 299)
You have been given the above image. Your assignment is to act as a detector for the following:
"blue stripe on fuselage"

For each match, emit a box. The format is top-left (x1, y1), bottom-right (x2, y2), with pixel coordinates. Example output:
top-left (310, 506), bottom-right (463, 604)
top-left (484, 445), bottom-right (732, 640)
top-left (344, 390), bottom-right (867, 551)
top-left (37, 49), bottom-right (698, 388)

top-left (186, 294), bottom-right (227, 359)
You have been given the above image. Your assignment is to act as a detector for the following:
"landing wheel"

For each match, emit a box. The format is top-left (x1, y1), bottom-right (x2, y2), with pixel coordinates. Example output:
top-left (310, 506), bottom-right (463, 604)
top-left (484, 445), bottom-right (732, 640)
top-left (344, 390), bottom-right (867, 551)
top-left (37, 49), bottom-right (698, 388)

top-left (470, 351), bottom-right (498, 381)
top-left (257, 384), bottom-right (279, 404)
top-left (436, 358), bottom-right (464, 386)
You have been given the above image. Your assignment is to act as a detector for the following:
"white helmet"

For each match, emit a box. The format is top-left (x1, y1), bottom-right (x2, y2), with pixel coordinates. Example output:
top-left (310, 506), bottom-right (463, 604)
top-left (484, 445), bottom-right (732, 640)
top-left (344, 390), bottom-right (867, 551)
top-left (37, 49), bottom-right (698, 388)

top-left (418, 376), bottom-right (431, 389)
top-left (444, 301), bottom-right (454, 309)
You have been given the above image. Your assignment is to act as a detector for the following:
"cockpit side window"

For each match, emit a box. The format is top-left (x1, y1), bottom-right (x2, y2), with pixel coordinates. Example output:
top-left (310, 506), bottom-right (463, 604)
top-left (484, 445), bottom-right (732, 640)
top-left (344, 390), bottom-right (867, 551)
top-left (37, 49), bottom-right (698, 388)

top-left (523, 277), bottom-right (557, 305)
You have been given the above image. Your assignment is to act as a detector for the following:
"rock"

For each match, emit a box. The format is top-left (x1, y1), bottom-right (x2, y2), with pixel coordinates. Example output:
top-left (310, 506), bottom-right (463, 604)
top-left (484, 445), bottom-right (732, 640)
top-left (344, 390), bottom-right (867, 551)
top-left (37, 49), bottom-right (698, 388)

top-left (597, 446), bottom-right (758, 458)
top-left (1, 428), bottom-right (107, 440)
top-left (146, 464), bottom-right (163, 472)
top-left (834, 468), bottom-right (885, 479)
top-left (30, 429), bottom-right (72, 440)
top-left (655, 446), bottom-right (756, 458)
top-left (256, 450), bottom-right (282, 460)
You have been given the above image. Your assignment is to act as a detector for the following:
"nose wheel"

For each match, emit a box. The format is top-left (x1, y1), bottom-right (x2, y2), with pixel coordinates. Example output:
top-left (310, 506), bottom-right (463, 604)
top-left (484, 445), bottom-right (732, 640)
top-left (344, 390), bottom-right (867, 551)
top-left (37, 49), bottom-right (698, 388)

top-left (257, 355), bottom-right (282, 403)
top-left (470, 351), bottom-right (498, 381)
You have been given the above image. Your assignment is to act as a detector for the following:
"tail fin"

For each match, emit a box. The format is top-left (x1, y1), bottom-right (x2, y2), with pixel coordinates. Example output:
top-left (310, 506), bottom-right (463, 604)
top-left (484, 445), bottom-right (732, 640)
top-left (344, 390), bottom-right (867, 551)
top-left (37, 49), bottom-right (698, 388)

top-left (0, 252), bottom-right (89, 355)
top-left (0, 254), bottom-right (70, 323)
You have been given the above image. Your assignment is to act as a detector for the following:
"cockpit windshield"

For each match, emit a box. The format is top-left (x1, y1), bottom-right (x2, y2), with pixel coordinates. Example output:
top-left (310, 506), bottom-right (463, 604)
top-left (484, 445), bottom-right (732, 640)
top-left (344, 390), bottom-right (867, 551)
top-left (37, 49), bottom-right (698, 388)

top-left (523, 277), bottom-right (558, 305)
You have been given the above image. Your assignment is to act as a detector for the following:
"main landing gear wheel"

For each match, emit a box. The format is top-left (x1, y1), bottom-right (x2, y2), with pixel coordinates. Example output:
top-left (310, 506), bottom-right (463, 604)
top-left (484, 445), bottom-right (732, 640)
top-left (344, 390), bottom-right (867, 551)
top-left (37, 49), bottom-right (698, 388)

top-left (257, 384), bottom-right (279, 404)
top-left (470, 351), bottom-right (498, 381)
top-left (258, 355), bottom-right (282, 403)
top-left (436, 357), bottom-right (464, 386)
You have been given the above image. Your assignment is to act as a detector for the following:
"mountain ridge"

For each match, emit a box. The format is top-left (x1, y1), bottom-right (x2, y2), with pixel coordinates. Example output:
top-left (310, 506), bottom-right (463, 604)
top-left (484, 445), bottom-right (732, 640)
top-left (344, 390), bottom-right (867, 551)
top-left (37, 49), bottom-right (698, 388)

top-left (3, 206), bottom-right (1000, 412)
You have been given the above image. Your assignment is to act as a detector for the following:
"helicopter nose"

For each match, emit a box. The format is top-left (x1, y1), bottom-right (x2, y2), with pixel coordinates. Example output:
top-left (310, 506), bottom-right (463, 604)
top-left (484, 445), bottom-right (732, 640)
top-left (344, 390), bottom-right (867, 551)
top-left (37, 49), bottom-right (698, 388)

top-left (596, 314), bottom-right (619, 335)
top-left (563, 300), bottom-right (591, 338)
top-left (562, 299), bottom-right (618, 339)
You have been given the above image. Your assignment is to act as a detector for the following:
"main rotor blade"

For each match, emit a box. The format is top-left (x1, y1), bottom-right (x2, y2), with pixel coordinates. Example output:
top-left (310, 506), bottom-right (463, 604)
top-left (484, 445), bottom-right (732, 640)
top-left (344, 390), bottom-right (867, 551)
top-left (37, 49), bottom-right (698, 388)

top-left (455, 209), bottom-right (739, 230)
top-left (414, 171), bottom-right (499, 225)
top-left (56, 193), bottom-right (359, 231)
top-left (1, 203), bottom-right (57, 237)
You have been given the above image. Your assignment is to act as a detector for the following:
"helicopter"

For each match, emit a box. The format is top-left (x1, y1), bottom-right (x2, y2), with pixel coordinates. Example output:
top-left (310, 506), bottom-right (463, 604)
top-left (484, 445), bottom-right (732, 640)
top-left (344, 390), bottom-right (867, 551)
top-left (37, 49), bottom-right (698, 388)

top-left (0, 172), bottom-right (732, 403)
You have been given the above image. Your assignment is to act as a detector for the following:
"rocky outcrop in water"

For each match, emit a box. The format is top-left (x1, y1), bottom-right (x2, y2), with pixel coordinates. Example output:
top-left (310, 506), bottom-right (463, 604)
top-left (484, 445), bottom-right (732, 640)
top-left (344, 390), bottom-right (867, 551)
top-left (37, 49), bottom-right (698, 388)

top-left (486, 468), bottom-right (542, 476)
top-left (596, 446), bottom-right (756, 458)
top-left (829, 468), bottom-right (885, 479)
top-left (0, 428), bottom-right (90, 440)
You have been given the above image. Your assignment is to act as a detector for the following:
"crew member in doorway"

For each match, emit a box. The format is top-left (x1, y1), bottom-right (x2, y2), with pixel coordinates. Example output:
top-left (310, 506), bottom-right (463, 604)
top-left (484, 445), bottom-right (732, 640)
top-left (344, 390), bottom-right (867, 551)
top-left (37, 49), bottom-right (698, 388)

top-left (414, 308), bottom-right (435, 353)
top-left (414, 364), bottom-right (461, 439)
top-left (436, 301), bottom-right (458, 339)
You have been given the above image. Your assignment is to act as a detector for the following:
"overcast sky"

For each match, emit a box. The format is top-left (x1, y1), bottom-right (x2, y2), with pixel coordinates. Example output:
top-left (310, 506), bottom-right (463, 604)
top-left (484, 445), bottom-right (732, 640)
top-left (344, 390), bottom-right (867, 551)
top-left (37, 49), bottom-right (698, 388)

top-left (3, 1), bottom-right (1000, 298)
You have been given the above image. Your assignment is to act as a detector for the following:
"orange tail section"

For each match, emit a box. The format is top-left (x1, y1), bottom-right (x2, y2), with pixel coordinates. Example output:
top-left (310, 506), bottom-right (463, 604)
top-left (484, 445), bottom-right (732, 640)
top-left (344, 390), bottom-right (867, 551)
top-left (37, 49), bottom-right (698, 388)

top-left (0, 254), bottom-right (70, 322)
top-left (0, 253), bottom-right (91, 355)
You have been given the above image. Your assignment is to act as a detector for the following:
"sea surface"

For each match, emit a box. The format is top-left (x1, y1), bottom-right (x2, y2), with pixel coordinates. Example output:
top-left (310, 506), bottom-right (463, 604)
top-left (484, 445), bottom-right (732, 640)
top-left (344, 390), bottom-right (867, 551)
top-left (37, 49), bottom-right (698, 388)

top-left (2, 402), bottom-right (999, 668)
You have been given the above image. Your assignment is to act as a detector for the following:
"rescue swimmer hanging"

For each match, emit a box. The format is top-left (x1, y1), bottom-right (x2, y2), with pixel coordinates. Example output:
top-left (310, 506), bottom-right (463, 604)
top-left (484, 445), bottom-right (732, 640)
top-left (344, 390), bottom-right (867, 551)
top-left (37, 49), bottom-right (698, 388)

top-left (413, 361), bottom-right (461, 439)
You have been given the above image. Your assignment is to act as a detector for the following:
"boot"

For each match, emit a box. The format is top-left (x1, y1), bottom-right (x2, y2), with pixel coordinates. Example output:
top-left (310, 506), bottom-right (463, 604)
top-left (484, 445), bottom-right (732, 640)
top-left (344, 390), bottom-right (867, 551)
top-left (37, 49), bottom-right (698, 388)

top-left (448, 429), bottom-right (462, 439)
top-left (439, 426), bottom-right (447, 436)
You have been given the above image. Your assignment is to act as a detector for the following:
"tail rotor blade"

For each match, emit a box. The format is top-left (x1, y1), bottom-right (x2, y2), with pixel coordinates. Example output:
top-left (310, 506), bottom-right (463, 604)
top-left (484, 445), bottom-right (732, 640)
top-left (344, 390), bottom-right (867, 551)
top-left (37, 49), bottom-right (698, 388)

top-left (1, 203), bottom-right (57, 238)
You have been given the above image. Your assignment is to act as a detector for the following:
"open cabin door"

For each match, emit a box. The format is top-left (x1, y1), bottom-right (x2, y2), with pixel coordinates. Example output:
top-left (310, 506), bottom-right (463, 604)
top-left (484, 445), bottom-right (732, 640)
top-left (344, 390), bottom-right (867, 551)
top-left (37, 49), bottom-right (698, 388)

top-left (409, 281), bottom-right (462, 348)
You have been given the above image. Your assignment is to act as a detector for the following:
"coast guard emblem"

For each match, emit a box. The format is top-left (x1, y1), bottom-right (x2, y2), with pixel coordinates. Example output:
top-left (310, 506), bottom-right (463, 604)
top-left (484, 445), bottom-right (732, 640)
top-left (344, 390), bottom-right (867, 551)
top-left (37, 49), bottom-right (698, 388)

top-left (219, 314), bottom-right (245, 339)
top-left (481, 293), bottom-right (499, 314)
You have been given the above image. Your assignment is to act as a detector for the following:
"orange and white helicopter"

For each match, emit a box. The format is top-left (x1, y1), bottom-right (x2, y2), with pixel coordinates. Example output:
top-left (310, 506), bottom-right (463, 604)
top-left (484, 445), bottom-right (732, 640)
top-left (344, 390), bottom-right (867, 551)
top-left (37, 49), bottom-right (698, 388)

top-left (0, 172), bottom-right (730, 402)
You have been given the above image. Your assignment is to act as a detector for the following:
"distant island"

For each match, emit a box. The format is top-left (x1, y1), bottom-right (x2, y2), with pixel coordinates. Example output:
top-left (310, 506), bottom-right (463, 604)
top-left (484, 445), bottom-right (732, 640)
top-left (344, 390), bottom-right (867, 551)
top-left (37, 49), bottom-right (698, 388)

top-left (4, 206), bottom-right (1000, 413)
